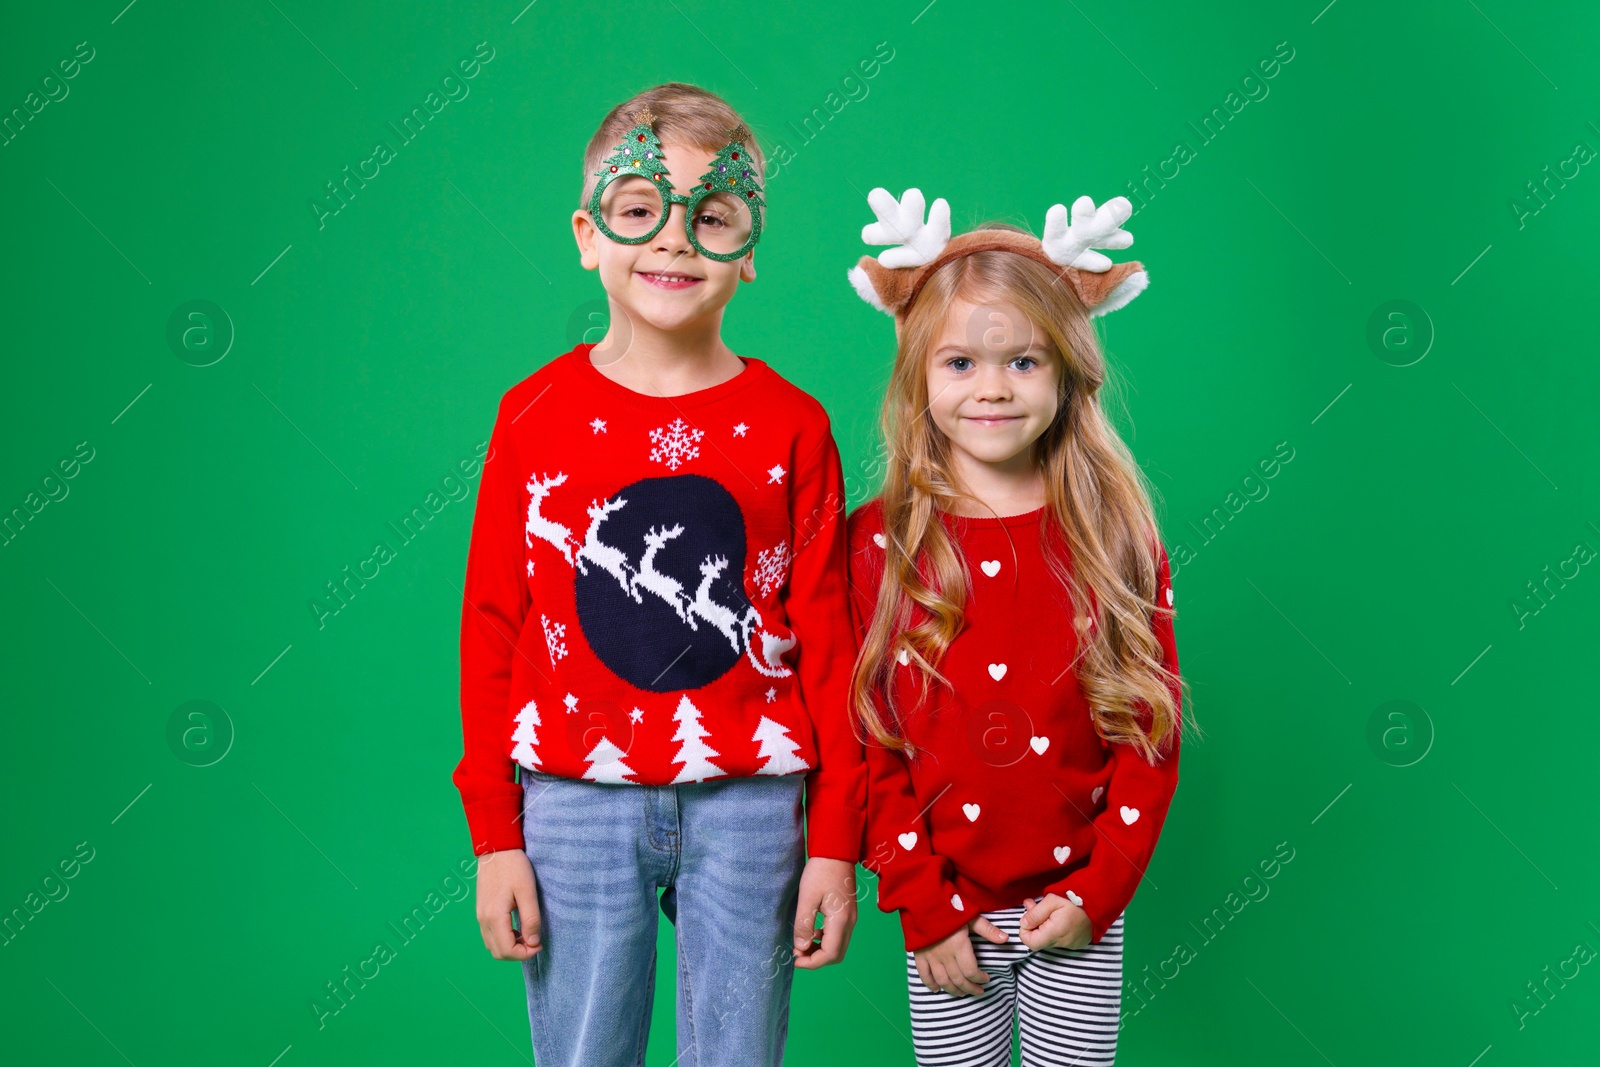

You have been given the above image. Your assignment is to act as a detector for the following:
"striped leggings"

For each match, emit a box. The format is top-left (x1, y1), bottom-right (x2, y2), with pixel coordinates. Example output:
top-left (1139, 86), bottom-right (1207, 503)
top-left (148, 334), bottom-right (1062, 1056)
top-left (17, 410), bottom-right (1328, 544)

top-left (906, 908), bottom-right (1124, 1067)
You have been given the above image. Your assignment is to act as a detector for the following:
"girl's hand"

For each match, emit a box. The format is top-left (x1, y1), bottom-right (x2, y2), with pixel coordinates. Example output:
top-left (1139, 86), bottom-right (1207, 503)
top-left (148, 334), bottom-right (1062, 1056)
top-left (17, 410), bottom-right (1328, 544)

top-left (475, 849), bottom-right (541, 960)
top-left (912, 915), bottom-right (1011, 996)
top-left (1019, 894), bottom-right (1092, 951)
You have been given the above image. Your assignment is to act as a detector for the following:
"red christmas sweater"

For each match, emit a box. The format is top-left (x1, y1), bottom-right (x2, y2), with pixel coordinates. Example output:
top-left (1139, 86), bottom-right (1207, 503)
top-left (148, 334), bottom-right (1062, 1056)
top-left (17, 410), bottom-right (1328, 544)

top-left (847, 498), bottom-right (1181, 950)
top-left (454, 343), bottom-right (866, 861)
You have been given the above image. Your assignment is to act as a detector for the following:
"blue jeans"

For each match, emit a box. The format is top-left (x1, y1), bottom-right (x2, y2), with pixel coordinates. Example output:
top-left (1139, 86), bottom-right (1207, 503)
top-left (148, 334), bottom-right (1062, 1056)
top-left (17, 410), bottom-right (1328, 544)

top-left (518, 768), bottom-right (807, 1067)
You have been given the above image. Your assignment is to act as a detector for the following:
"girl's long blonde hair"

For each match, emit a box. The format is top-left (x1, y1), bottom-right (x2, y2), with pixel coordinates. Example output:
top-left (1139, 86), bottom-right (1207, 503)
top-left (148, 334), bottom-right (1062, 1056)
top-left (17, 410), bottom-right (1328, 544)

top-left (850, 222), bottom-right (1194, 765)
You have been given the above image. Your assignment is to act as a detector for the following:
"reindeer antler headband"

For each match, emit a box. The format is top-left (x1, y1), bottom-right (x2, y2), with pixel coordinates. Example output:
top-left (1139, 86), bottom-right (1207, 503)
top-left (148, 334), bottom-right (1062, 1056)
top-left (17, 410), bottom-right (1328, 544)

top-left (846, 188), bottom-right (1149, 319)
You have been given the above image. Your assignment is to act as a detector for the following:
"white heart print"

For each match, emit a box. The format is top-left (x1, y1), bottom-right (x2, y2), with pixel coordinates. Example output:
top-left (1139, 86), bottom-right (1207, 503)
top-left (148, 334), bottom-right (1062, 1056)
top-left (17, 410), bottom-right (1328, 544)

top-left (987, 663), bottom-right (1007, 681)
top-left (873, 532), bottom-right (886, 548)
top-left (1091, 786), bottom-right (1105, 804)
top-left (896, 647), bottom-right (910, 666)
top-left (1065, 889), bottom-right (1083, 907)
top-left (1030, 736), bottom-right (1049, 755)
top-left (1165, 586), bottom-right (1174, 606)
top-left (1120, 806), bottom-right (1140, 825)
top-left (898, 831), bottom-right (918, 850)
top-left (951, 893), bottom-right (964, 910)
top-left (1053, 845), bottom-right (1071, 864)
top-left (963, 803), bottom-right (981, 822)
top-left (980, 560), bottom-right (1001, 577)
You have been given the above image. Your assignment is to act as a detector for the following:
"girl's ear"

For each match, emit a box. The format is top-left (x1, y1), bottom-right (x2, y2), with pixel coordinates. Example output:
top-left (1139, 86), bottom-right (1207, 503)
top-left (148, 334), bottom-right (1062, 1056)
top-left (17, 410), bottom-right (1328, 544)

top-left (740, 250), bottom-right (757, 283)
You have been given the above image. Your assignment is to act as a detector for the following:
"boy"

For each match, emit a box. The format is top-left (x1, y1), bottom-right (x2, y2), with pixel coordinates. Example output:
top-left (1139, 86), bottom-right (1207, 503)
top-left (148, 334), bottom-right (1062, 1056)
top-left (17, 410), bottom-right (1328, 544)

top-left (453, 83), bottom-right (866, 1067)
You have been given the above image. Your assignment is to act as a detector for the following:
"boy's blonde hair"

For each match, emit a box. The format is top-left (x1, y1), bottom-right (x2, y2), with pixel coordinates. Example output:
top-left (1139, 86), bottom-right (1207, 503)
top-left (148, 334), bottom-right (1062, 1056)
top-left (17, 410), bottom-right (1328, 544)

top-left (851, 223), bottom-right (1195, 765)
top-left (579, 83), bottom-right (766, 210)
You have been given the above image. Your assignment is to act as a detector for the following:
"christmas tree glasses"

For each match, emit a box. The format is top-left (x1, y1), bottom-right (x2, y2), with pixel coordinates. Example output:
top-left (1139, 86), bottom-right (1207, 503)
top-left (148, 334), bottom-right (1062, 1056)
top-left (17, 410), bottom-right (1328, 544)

top-left (588, 116), bottom-right (765, 262)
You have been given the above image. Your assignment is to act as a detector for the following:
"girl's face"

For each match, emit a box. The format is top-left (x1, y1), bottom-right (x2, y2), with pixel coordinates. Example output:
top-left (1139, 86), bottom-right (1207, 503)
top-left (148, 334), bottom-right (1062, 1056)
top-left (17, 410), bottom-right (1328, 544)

top-left (924, 296), bottom-right (1061, 473)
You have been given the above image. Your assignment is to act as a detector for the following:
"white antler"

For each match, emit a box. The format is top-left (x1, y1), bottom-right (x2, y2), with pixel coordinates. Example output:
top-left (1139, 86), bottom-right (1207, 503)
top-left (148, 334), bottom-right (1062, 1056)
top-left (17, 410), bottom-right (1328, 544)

top-left (862, 187), bottom-right (951, 268)
top-left (1041, 195), bottom-right (1134, 272)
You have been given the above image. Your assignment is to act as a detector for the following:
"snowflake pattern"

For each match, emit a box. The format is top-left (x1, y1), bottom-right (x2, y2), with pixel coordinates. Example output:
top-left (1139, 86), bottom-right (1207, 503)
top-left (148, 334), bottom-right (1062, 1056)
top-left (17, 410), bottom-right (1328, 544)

top-left (649, 418), bottom-right (705, 470)
top-left (752, 542), bottom-right (793, 599)
top-left (733, 422), bottom-right (749, 437)
top-left (591, 417), bottom-right (607, 434)
top-left (766, 464), bottom-right (787, 484)
top-left (541, 613), bottom-right (568, 665)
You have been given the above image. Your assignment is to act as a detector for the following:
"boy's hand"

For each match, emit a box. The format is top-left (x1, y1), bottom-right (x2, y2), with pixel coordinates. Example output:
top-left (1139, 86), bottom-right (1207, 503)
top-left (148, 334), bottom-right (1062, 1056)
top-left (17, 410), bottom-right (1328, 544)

top-left (476, 849), bottom-right (541, 960)
top-left (1018, 893), bottom-right (1092, 952)
top-left (792, 857), bottom-right (857, 969)
top-left (913, 916), bottom-right (1010, 996)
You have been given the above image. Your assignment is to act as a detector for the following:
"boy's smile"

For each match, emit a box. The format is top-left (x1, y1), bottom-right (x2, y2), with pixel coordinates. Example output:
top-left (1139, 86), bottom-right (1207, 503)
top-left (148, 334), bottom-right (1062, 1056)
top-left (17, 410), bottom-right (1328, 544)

top-left (636, 268), bottom-right (703, 290)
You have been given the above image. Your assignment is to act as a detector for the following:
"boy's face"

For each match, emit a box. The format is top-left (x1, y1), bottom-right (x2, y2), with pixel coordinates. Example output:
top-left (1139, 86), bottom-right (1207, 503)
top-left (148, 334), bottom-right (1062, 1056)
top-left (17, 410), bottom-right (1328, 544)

top-left (924, 297), bottom-right (1062, 471)
top-left (572, 139), bottom-right (757, 340)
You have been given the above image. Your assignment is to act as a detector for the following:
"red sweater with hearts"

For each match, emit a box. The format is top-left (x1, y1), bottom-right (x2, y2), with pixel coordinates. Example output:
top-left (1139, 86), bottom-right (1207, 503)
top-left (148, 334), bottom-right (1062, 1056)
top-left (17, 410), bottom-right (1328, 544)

top-left (452, 343), bottom-right (866, 861)
top-left (847, 498), bottom-right (1181, 951)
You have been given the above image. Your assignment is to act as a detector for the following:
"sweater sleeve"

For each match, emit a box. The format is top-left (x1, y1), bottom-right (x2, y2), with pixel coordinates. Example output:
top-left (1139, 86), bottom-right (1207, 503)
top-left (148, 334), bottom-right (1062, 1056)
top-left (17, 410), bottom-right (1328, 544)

top-left (849, 510), bottom-right (972, 952)
top-left (1045, 544), bottom-right (1182, 943)
top-left (862, 741), bottom-right (974, 951)
top-left (785, 424), bottom-right (867, 863)
top-left (452, 394), bottom-right (532, 856)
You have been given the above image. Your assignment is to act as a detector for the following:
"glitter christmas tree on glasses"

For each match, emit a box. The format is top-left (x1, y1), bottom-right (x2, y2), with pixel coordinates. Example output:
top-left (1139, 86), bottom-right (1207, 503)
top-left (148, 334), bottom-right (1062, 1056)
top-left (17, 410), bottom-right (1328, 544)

top-left (588, 107), bottom-right (766, 261)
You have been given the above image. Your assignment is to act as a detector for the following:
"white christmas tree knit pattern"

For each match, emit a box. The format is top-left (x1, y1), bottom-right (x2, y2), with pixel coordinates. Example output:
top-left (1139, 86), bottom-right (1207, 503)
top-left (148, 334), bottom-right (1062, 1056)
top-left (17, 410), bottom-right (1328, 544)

top-left (582, 736), bottom-right (637, 783)
top-left (752, 715), bottom-right (810, 774)
top-left (670, 695), bottom-right (727, 783)
top-left (648, 418), bottom-right (704, 470)
top-left (510, 700), bottom-right (541, 768)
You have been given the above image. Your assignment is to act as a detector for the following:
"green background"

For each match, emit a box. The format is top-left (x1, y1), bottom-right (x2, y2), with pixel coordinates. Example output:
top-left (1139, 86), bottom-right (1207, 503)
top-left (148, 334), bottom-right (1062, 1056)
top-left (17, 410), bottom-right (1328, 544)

top-left (3, 1), bottom-right (1597, 1063)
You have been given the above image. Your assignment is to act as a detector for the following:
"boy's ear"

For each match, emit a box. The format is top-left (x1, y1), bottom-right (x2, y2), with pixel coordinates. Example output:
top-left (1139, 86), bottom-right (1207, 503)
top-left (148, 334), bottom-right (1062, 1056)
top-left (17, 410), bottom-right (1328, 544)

top-left (572, 208), bottom-right (599, 271)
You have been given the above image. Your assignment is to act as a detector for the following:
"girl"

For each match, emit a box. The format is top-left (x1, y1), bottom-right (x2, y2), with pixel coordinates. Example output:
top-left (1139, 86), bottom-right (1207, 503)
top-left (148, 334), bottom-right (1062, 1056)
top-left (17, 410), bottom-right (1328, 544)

top-left (844, 189), bottom-right (1193, 1066)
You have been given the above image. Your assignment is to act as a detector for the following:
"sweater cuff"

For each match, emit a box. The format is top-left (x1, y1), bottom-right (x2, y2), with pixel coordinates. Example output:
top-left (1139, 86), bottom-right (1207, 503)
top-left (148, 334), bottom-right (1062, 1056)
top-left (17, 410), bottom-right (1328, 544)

top-left (804, 786), bottom-right (866, 864)
top-left (896, 881), bottom-right (975, 952)
top-left (1042, 875), bottom-right (1121, 944)
top-left (462, 784), bottom-right (526, 856)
